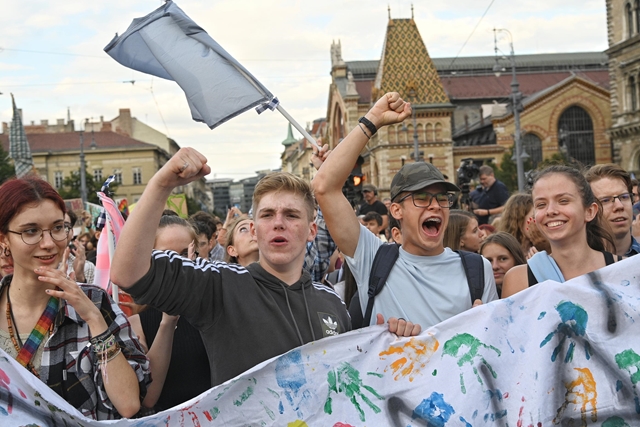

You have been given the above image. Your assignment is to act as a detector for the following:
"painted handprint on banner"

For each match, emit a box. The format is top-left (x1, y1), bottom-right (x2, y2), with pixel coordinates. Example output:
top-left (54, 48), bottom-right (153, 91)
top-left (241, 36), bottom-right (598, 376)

top-left (324, 362), bottom-right (384, 422)
top-left (615, 348), bottom-right (640, 414)
top-left (553, 367), bottom-right (597, 424)
top-left (379, 336), bottom-right (439, 382)
top-left (411, 392), bottom-right (456, 426)
top-left (540, 301), bottom-right (592, 363)
top-left (442, 333), bottom-right (501, 394)
top-left (275, 350), bottom-right (313, 418)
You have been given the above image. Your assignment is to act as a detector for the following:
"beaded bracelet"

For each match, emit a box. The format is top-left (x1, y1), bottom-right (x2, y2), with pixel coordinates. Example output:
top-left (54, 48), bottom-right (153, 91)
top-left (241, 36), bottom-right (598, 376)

top-left (91, 333), bottom-right (116, 353)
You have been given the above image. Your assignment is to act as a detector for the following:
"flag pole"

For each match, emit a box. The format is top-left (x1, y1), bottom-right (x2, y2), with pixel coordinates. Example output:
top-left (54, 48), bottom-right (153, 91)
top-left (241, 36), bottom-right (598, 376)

top-left (276, 104), bottom-right (320, 150)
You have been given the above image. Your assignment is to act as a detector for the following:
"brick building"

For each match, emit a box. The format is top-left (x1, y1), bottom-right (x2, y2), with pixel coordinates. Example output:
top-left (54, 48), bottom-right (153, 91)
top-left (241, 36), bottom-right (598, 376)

top-left (606, 0), bottom-right (640, 174)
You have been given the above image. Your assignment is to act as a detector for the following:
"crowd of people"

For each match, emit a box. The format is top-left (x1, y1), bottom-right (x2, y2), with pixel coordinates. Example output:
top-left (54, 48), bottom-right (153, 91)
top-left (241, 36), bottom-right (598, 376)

top-left (0, 91), bottom-right (638, 419)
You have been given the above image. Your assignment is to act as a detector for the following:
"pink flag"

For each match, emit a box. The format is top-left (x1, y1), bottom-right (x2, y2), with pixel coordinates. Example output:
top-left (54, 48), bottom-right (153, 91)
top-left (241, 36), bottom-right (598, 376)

top-left (94, 192), bottom-right (126, 294)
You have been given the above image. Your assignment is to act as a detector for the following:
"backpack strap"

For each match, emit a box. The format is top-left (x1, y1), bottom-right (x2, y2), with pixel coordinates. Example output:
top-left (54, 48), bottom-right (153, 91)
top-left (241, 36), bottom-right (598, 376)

top-left (354, 243), bottom-right (400, 328)
top-left (603, 251), bottom-right (615, 266)
top-left (527, 264), bottom-right (539, 287)
top-left (455, 250), bottom-right (485, 304)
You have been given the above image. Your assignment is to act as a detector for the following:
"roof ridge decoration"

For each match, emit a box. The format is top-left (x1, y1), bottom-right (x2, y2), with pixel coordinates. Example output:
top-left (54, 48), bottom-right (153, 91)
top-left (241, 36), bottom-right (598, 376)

top-left (373, 17), bottom-right (450, 105)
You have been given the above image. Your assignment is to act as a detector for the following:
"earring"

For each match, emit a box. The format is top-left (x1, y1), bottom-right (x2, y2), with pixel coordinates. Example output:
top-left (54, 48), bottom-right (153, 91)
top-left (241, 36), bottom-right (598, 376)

top-left (3, 246), bottom-right (10, 257)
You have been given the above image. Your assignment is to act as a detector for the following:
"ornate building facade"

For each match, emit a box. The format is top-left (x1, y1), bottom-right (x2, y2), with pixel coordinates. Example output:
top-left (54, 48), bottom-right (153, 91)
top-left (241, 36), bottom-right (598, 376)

top-left (326, 15), bottom-right (456, 196)
top-left (324, 10), bottom-right (613, 196)
top-left (607, 0), bottom-right (640, 174)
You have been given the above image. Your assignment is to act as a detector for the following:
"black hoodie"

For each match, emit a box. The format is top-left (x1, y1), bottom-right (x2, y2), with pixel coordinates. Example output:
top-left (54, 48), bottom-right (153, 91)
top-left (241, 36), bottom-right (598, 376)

top-left (126, 250), bottom-right (351, 387)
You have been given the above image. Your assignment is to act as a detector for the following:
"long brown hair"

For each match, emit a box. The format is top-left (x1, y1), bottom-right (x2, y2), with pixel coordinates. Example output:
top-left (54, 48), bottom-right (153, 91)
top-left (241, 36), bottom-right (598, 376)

top-left (498, 193), bottom-right (533, 250)
top-left (443, 210), bottom-right (475, 251)
top-left (479, 232), bottom-right (526, 267)
top-left (532, 165), bottom-right (615, 253)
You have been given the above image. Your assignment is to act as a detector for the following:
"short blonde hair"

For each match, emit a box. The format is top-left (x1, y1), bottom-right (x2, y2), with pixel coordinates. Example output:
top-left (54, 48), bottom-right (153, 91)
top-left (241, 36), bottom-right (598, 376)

top-left (252, 172), bottom-right (315, 221)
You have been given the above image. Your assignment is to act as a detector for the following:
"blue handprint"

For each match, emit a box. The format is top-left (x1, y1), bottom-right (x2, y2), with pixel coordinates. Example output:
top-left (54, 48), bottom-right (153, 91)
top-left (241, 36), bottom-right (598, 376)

top-left (275, 350), bottom-right (312, 418)
top-left (540, 301), bottom-right (591, 363)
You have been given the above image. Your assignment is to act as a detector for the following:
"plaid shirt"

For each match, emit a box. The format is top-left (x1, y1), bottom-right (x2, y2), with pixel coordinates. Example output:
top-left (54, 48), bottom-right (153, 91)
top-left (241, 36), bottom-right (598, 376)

top-left (0, 276), bottom-right (150, 420)
top-left (304, 208), bottom-right (337, 283)
top-left (209, 242), bottom-right (226, 262)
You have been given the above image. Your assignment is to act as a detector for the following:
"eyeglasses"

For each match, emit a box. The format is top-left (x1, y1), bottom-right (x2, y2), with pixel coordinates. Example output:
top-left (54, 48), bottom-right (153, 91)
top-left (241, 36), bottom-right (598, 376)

top-left (397, 191), bottom-right (455, 208)
top-left (8, 224), bottom-right (71, 245)
top-left (598, 193), bottom-right (632, 206)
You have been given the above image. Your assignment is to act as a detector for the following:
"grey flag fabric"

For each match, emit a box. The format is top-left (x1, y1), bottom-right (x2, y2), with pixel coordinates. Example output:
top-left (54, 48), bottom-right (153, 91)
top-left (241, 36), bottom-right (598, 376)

top-left (104, 0), bottom-right (275, 130)
top-left (8, 94), bottom-right (34, 178)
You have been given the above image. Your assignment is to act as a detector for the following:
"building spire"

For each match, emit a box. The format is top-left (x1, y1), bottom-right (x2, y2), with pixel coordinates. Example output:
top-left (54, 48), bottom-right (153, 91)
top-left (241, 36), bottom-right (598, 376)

top-left (411, 3), bottom-right (414, 19)
top-left (388, 5), bottom-right (391, 20)
top-left (281, 123), bottom-right (297, 147)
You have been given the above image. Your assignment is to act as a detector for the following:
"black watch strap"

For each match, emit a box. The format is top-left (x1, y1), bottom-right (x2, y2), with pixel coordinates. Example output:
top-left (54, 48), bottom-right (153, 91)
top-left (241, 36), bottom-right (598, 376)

top-left (358, 117), bottom-right (377, 136)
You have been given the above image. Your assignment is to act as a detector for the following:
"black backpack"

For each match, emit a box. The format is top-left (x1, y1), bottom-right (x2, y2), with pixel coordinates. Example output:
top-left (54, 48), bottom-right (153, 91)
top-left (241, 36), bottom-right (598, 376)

top-left (348, 243), bottom-right (485, 329)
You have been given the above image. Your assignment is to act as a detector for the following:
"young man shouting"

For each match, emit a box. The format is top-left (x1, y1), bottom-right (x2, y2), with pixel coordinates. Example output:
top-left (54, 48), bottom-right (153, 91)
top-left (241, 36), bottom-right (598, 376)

top-left (313, 92), bottom-right (498, 330)
top-left (111, 147), bottom-right (417, 387)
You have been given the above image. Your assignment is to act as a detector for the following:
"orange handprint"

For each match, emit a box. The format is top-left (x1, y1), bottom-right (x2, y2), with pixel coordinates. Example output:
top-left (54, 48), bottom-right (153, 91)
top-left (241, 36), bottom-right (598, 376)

top-left (554, 367), bottom-right (598, 424)
top-left (379, 336), bottom-right (439, 382)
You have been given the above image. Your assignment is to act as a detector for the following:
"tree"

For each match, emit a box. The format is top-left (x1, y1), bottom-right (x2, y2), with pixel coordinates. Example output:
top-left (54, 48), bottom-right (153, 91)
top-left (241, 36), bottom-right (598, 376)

top-left (489, 146), bottom-right (534, 193)
top-left (58, 168), bottom-right (118, 204)
top-left (0, 143), bottom-right (15, 185)
top-left (185, 195), bottom-right (203, 216)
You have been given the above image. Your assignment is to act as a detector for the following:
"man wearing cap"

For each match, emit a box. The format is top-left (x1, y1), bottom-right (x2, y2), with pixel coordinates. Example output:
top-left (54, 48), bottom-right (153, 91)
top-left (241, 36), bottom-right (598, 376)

top-left (313, 92), bottom-right (498, 330)
top-left (357, 184), bottom-right (389, 232)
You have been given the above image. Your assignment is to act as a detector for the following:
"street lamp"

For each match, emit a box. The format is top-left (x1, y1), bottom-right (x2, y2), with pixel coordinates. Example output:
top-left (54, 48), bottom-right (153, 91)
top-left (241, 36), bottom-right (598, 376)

top-left (407, 88), bottom-right (422, 162)
top-left (493, 28), bottom-right (525, 192)
top-left (79, 127), bottom-right (87, 205)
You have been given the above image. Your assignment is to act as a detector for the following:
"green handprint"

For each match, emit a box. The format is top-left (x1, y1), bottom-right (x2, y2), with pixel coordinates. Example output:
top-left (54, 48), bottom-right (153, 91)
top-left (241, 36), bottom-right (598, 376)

top-left (442, 333), bottom-right (501, 394)
top-left (615, 348), bottom-right (640, 414)
top-left (324, 362), bottom-right (384, 422)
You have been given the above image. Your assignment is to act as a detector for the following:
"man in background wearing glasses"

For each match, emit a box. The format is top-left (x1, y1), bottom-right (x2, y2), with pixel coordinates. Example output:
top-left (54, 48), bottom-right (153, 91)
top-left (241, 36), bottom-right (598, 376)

top-left (313, 92), bottom-right (498, 331)
top-left (586, 164), bottom-right (640, 257)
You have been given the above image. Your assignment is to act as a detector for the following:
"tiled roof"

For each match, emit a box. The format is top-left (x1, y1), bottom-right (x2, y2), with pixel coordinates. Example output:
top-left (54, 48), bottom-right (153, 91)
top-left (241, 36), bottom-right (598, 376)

top-left (440, 70), bottom-right (609, 100)
top-left (374, 19), bottom-right (450, 105)
top-left (0, 131), bottom-right (158, 153)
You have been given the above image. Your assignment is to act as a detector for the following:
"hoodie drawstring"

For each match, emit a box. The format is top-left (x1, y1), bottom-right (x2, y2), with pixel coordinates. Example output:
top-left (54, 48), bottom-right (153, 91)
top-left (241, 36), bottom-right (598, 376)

top-left (280, 282), bottom-right (305, 346)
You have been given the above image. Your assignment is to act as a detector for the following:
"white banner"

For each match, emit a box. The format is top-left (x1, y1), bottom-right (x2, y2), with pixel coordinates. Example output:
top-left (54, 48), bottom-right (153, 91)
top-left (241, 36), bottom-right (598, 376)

top-left (1, 257), bottom-right (639, 426)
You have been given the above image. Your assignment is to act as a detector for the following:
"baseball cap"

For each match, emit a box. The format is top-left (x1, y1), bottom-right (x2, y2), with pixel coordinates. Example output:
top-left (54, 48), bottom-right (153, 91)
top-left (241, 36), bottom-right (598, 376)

top-left (362, 184), bottom-right (377, 193)
top-left (390, 162), bottom-right (460, 201)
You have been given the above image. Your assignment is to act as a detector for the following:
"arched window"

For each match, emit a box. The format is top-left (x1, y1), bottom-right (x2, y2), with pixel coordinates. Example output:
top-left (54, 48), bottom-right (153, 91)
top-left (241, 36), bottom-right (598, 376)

top-left (522, 133), bottom-right (542, 170)
top-left (435, 123), bottom-right (443, 142)
top-left (333, 105), bottom-right (344, 144)
top-left (425, 123), bottom-right (433, 142)
top-left (630, 75), bottom-right (638, 111)
top-left (628, 3), bottom-right (635, 38)
top-left (557, 106), bottom-right (595, 166)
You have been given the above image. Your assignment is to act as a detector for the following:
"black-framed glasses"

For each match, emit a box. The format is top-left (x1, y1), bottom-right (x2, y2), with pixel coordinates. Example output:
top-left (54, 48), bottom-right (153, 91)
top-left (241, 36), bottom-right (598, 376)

top-left (599, 193), bottom-right (632, 206)
top-left (7, 225), bottom-right (71, 245)
top-left (397, 191), bottom-right (455, 208)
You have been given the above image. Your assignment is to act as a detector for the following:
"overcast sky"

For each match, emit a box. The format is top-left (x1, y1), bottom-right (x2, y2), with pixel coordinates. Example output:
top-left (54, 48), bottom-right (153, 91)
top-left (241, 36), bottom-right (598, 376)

top-left (0, 0), bottom-right (608, 180)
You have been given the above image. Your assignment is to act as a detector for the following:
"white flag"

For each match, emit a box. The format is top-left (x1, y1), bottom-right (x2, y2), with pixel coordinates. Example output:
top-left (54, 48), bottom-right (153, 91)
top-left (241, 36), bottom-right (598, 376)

top-left (104, 0), bottom-right (275, 130)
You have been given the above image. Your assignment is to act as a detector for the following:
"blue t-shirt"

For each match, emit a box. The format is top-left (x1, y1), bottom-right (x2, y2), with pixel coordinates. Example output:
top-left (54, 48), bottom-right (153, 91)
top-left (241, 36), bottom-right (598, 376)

top-left (345, 224), bottom-right (498, 328)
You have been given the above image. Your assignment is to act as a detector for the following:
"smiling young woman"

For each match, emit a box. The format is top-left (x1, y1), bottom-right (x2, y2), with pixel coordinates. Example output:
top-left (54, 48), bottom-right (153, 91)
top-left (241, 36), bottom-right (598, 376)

top-left (501, 166), bottom-right (617, 298)
top-left (0, 176), bottom-right (150, 420)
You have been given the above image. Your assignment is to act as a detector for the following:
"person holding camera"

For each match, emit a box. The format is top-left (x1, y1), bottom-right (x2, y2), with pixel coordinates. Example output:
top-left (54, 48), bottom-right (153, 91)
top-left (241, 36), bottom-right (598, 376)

top-left (472, 165), bottom-right (510, 225)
